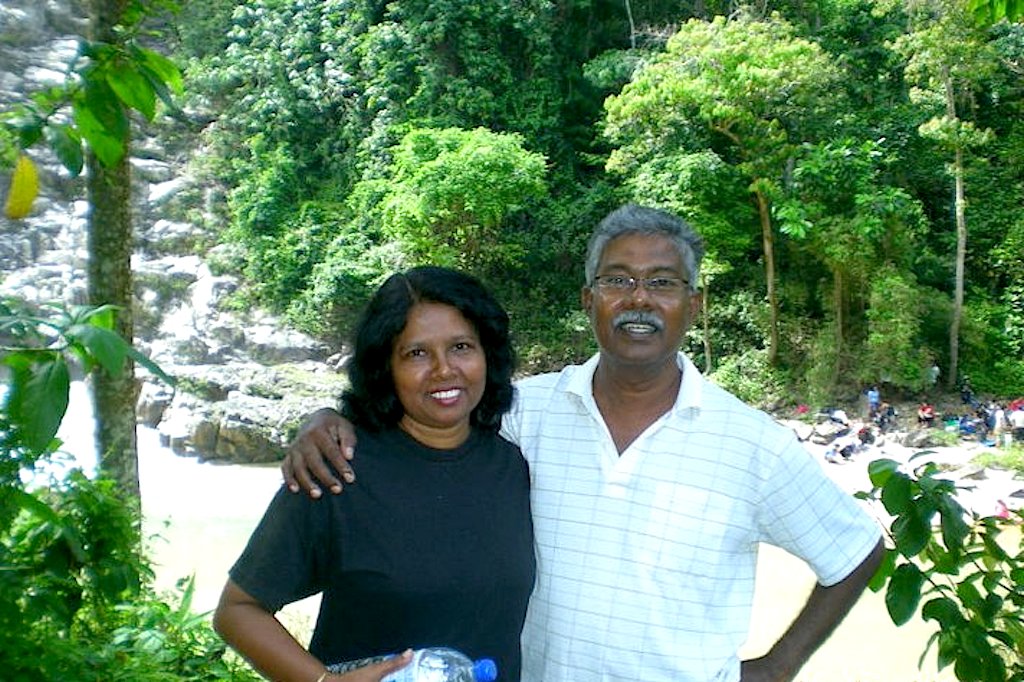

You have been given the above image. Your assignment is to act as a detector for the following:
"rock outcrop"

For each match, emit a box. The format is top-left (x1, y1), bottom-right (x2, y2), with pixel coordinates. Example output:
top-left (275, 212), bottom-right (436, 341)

top-left (1, 0), bottom-right (346, 464)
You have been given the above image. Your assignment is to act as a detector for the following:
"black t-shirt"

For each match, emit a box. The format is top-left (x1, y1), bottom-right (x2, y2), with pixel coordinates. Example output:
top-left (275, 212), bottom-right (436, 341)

top-left (229, 426), bottom-right (535, 680)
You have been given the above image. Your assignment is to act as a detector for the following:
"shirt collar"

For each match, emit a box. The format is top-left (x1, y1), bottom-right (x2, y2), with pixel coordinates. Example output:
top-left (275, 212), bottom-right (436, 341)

top-left (566, 351), bottom-right (704, 416)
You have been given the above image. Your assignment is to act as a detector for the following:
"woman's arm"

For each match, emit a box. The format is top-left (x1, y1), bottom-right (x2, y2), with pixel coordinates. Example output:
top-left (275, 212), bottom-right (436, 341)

top-left (213, 579), bottom-right (327, 682)
top-left (214, 580), bottom-right (414, 682)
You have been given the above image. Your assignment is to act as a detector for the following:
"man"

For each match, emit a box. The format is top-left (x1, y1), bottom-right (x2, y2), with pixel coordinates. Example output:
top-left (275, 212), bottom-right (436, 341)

top-left (865, 386), bottom-right (880, 419)
top-left (1010, 403), bottom-right (1024, 443)
top-left (283, 204), bottom-right (884, 682)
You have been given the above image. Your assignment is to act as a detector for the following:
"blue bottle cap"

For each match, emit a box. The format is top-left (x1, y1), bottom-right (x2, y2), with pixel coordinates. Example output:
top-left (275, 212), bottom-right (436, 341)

top-left (472, 658), bottom-right (497, 682)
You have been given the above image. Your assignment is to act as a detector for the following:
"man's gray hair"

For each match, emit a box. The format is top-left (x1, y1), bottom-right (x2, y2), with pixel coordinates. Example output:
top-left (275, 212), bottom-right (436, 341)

top-left (584, 204), bottom-right (704, 292)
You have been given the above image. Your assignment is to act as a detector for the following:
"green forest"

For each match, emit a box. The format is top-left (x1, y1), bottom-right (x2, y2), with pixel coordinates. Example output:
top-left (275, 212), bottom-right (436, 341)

top-left (4, 1), bottom-right (1024, 679)
top-left (6, 0), bottom-right (1023, 406)
top-left (158, 0), bottom-right (1024, 407)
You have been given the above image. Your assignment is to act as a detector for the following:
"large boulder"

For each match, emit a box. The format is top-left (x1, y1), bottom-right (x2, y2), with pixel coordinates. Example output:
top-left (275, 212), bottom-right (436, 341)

top-left (897, 428), bottom-right (951, 449)
top-left (145, 361), bottom-right (347, 463)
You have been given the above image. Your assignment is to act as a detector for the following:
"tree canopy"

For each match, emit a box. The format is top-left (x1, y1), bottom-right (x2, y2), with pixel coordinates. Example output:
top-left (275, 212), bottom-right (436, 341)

top-left (155, 0), bottom-right (1024, 401)
top-left (6, 0), bottom-right (1024, 401)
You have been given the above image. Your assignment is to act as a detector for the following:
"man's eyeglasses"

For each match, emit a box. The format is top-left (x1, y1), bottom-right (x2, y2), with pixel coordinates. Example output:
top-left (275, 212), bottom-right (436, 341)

top-left (592, 275), bottom-right (690, 295)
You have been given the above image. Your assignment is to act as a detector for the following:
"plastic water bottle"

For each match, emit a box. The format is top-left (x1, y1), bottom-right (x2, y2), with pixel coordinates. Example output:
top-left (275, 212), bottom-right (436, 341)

top-left (381, 647), bottom-right (498, 682)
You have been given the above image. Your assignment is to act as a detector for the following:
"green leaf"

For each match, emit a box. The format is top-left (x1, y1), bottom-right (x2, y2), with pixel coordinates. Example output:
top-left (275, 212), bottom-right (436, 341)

top-left (1010, 567), bottom-right (1024, 586)
top-left (979, 593), bottom-right (1004, 625)
top-left (958, 624), bottom-right (997, 666)
top-left (868, 458), bottom-right (900, 487)
top-left (72, 100), bottom-right (124, 167)
top-left (65, 323), bottom-right (129, 378)
top-left (928, 544), bottom-right (960, 575)
top-left (868, 546), bottom-right (897, 591)
top-left (138, 46), bottom-right (183, 95)
top-left (44, 124), bottom-right (84, 177)
top-left (1, 349), bottom-right (34, 374)
top-left (982, 528), bottom-right (1011, 562)
top-left (126, 345), bottom-right (176, 387)
top-left (881, 472), bottom-right (914, 514)
top-left (7, 487), bottom-right (60, 524)
top-left (938, 495), bottom-right (970, 554)
top-left (14, 119), bottom-right (44, 148)
top-left (936, 630), bottom-right (958, 670)
top-left (921, 596), bottom-right (965, 628)
top-left (7, 355), bottom-right (70, 453)
top-left (887, 562), bottom-right (926, 625)
top-left (106, 62), bottom-right (157, 121)
top-left (75, 303), bottom-right (118, 330)
top-left (72, 77), bottom-right (128, 167)
top-left (957, 580), bottom-right (985, 612)
top-left (138, 64), bottom-right (177, 112)
top-left (893, 506), bottom-right (933, 556)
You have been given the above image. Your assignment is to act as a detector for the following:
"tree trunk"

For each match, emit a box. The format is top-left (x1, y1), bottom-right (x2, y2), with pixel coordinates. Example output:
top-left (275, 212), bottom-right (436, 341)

top-left (623, 0), bottom-right (636, 49)
top-left (755, 188), bottom-right (779, 364)
top-left (701, 273), bottom-right (712, 372)
top-left (86, 0), bottom-right (140, 506)
top-left (948, 144), bottom-right (966, 390)
top-left (944, 70), bottom-right (966, 391)
top-left (834, 267), bottom-right (844, 386)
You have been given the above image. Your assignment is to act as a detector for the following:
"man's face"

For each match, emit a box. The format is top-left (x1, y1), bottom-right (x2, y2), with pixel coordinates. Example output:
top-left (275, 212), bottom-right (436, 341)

top-left (582, 232), bottom-right (700, 369)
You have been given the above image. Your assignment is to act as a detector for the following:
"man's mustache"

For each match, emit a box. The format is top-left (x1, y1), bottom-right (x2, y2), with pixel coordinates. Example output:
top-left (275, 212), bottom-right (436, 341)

top-left (612, 310), bottom-right (665, 331)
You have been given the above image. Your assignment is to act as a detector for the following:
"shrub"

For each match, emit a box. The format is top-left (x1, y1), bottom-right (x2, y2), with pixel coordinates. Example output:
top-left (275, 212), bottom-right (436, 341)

top-left (707, 348), bottom-right (789, 409)
top-left (1, 300), bottom-right (258, 680)
top-left (861, 455), bottom-right (1024, 681)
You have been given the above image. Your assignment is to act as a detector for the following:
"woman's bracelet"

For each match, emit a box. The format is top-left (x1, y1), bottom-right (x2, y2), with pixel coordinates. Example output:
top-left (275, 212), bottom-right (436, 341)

top-left (315, 672), bottom-right (328, 682)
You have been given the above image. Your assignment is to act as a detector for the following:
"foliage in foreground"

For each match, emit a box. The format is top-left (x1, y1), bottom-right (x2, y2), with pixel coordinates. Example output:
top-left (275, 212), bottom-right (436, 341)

top-left (0, 472), bottom-right (257, 681)
top-left (0, 299), bottom-right (257, 680)
top-left (861, 454), bottom-right (1024, 682)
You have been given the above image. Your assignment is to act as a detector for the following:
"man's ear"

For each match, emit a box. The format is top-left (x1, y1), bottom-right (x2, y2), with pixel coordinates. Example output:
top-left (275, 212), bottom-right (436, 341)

top-left (689, 290), bottom-right (703, 318)
top-left (581, 284), bottom-right (593, 314)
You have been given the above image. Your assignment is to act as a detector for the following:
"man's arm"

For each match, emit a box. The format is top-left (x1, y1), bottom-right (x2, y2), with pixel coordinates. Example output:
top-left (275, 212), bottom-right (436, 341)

top-left (740, 539), bottom-right (885, 682)
top-left (282, 408), bottom-right (357, 497)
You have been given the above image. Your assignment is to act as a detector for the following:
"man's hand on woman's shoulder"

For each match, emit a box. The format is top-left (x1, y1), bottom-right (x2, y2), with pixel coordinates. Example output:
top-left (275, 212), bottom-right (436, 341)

top-left (282, 407), bottom-right (357, 497)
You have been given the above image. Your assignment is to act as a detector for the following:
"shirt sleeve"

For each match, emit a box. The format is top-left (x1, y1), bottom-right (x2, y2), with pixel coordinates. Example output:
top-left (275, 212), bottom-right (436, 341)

top-left (229, 485), bottom-right (333, 612)
top-left (756, 430), bottom-right (882, 586)
top-left (500, 380), bottom-right (529, 446)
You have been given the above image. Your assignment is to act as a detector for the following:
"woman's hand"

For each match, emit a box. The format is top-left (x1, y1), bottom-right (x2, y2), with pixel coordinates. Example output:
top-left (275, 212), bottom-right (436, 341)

top-left (329, 650), bottom-right (413, 680)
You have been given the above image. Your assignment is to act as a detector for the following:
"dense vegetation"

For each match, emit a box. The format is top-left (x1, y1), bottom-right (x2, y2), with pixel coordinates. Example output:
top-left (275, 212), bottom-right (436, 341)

top-left (0, 300), bottom-right (257, 681)
top-left (162, 0), bottom-right (1024, 406)
top-left (4, 1), bottom-right (1024, 680)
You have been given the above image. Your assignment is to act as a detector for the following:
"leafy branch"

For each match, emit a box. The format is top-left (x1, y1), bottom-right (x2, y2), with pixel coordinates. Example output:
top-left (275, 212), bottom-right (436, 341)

top-left (1, 298), bottom-right (175, 454)
top-left (1, 21), bottom-right (182, 218)
top-left (860, 454), bottom-right (1024, 681)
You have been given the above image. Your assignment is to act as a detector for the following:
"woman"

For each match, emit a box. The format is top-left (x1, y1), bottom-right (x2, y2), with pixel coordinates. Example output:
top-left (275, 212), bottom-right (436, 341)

top-left (214, 266), bottom-right (535, 682)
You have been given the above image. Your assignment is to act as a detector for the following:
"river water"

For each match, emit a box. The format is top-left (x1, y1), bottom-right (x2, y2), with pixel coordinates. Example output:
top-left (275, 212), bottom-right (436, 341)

top-left (52, 382), bottom-right (319, 631)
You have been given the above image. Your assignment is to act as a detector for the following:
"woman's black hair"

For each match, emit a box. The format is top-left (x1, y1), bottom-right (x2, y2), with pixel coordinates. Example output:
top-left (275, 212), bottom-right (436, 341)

top-left (340, 266), bottom-right (515, 433)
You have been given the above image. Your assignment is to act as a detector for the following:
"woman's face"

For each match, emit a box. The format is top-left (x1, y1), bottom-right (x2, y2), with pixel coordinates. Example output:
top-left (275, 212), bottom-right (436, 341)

top-left (391, 301), bottom-right (487, 449)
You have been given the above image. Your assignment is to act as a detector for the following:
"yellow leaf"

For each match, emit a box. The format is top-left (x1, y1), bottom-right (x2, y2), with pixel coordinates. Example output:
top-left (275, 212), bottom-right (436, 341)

top-left (5, 154), bottom-right (40, 220)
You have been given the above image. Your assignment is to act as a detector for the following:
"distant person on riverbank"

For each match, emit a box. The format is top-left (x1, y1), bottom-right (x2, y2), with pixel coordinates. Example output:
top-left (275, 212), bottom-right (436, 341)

top-left (874, 401), bottom-right (897, 433)
top-left (984, 402), bottom-right (1006, 441)
top-left (960, 376), bottom-right (979, 409)
top-left (281, 204), bottom-right (884, 682)
top-left (866, 386), bottom-right (881, 419)
top-left (213, 267), bottom-right (535, 682)
top-left (917, 402), bottom-right (936, 427)
top-left (1010, 404), bottom-right (1024, 443)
